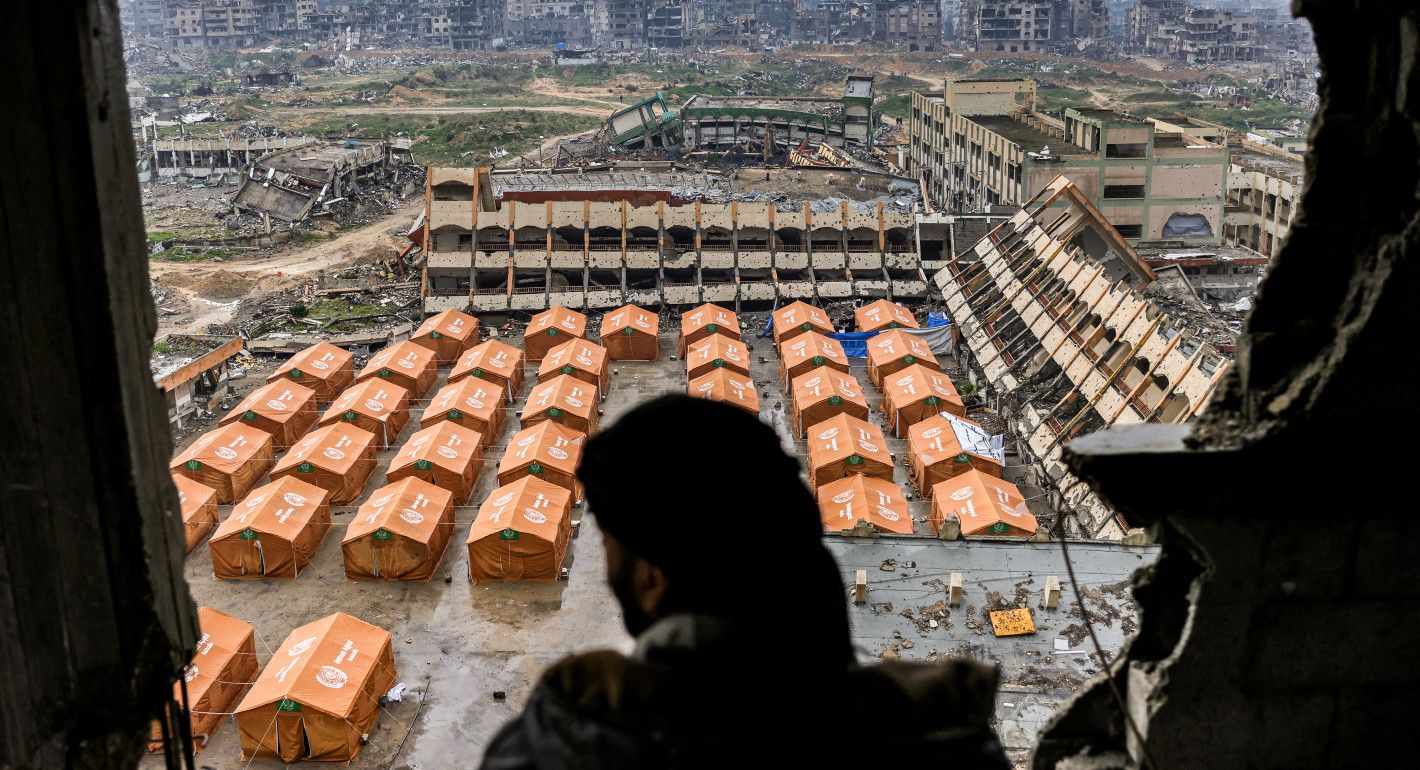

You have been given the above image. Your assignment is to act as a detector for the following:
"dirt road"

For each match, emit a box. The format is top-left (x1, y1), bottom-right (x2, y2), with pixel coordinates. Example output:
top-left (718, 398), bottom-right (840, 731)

top-left (152, 199), bottom-right (423, 336)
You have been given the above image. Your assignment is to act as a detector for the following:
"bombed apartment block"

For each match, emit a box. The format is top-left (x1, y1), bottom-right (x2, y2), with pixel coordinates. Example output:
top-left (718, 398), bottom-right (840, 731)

top-left (419, 164), bottom-right (927, 315)
top-left (232, 138), bottom-right (415, 223)
top-left (907, 78), bottom-right (1227, 244)
top-left (140, 134), bottom-right (317, 185)
top-left (680, 75), bottom-right (876, 153)
top-left (938, 175), bottom-right (1231, 538)
top-left (606, 93), bottom-right (681, 150)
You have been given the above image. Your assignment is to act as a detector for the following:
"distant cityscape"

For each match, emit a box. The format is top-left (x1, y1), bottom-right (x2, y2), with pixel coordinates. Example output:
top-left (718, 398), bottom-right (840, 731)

top-left (120, 0), bottom-right (1312, 67)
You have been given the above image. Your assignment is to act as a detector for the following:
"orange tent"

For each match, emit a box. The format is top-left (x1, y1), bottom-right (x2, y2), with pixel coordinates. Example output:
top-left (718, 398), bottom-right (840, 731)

top-left (771, 300), bottom-right (833, 349)
top-left (856, 299), bottom-right (920, 332)
top-left (865, 329), bottom-right (940, 388)
top-left (385, 421), bottom-right (483, 504)
top-left (789, 366), bottom-right (869, 438)
top-left (687, 368), bottom-right (759, 414)
top-left (930, 469), bottom-right (1038, 537)
top-left (267, 342), bottom-right (354, 404)
top-left (908, 413), bottom-right (1005, 498)
top-left (421, 377), bottom-right (505, 447)
top-left (410, 308), bottom-right (479, 364)
top-left (599, 304), bottom-right (660, 361)
top-left (170, 422), bottom-right (276, 504)
top-left (209, 476), bottom-right (331, 578)
top-left (172, 474), bottom-right (219, 553)
top-left (318, 378), bottom-right (411, 448)
top-left (805, 413), bottom-right (894, 491)
top-left (779, 330), bottom-right (850, 387)
top-left (882, 364), bottom-right (966, 437)
top-left (148, 607), bottom-right (257, 753)
top-left (356, 340), bottom-right (438, 399)
top-left (679, 303), bottom-right (740, 355)
top-left (449, 338), bottom-right (525, 399)
top-left (235, 612), bottom-right (396, 764)
top-left (497, 420), bottom-right (585, 501)
top-left (468, 476), bottom-right (572, 583)
top-left (817, 475), bottom-right (913, 535)
top-left (685, 333), bottom-right (751, 380)
top-left (219, 380), bottom-right (319, 451)
top-left (538, 338), bottom-right (609, 397)
top-left (343, 477), bottom-right (455, 581)
top-left (524, 306), bottom-right (588, 361)
top-left (522, 374), bottom-right (598, 434)
top-left (270, 422), bottom-right (377, 504)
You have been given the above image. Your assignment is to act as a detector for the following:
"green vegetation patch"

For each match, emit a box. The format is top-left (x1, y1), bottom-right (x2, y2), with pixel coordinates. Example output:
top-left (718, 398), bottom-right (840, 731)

top-left (292, 111), bottom-right (601, 165)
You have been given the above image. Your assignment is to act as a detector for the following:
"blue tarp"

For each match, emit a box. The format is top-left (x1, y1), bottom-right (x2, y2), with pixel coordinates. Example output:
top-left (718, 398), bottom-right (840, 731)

top-left (829, 330), bottom-right (879, 358)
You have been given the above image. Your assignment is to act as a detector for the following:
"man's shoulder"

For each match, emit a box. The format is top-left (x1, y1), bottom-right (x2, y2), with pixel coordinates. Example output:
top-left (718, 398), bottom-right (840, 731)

top-left (537, 649), bottom-right (673, 715)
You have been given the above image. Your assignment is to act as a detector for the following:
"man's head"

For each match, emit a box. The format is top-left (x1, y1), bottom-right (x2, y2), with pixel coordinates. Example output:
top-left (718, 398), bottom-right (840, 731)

top-left (578, 395), bottom-right (849, 651)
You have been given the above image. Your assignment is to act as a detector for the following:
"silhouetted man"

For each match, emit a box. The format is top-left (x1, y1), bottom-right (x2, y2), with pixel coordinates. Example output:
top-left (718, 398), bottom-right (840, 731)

top-left (482, 395), bottom-right (1007, 768)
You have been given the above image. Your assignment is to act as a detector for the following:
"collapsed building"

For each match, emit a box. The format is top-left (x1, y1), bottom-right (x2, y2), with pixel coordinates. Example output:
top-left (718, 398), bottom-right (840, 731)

top-left (231, 138), bottom-right (415, 223)
top-left (682, 75), bottom-right (876, 151)
top-left (417, 163), bottom-right (927, 314)
top-left (138, 134), bottom-right (314, 184)
top-left (937, 175), bottom-right (1231, 539)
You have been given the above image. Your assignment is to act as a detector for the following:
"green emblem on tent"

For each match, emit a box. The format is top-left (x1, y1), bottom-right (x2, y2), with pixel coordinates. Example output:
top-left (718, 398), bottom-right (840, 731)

top-left (705, 323), bottom-right (718, 333)
top-left (430, 331), bottom-right (443, 339)
top-left (378, 367), bottom-right (392, 378)
top-left (241, 410), bottom-right (258, 421)
top-left (561, 364), bottom-right (575, 375)
top-left (184, 459), bottom-right (202, 471)
top-left (447, 409), bottom-right (462, 421)
top-left (472, 368), bottom-right (485, 378)
top-left (623, 327), bottom-right (636, 335)
top-left (888, 321), bottom-right (900, 329)
top-left (373, 528), bottom-right (393, 542)
top-left (954, 453), bottom-right (971, 463)
top-left (924, 395), bottom-right (940, 407)
top-left (827, 395), bottom-right (844, 406)
top-left (800, 322), bottom-right (813, 332)
top-left (846, 454), bottom-right (864, 466)
top-left (902, 355), bottom-right (916, 365)
top-left (277, 698), bottom-right (301, 712)
top-left (548, 407), bottom-right (564, 418)
top-left (239, 527), bottom-right (259, 541)
top-left (811, 355), bottom-right (826, 367)
top-left (290, 368), bottom-right (304, 379)
top-left (499, 528), bottom-right (521, 541)
top-left (297, 461), bottom-right (314, 474)
top-left (528, 462), bottom-right (545, 475)
top-left (547, 328), bottom-right (560, 336)
top-left (988, 522), bottom-right (1009, 535)
top-left (712, 358), bottom-right (727, 368)
top-left (414, 459), bottom-right (433, 471)
top-left (343, 410), bottom-right (358, 421)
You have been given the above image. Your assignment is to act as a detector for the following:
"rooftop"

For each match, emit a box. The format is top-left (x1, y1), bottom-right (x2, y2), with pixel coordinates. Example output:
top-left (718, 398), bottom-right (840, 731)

top-left (683, 94), bottom-right (844, 118)
top-left (1230, 143), bottom-right (1305, 177)
top-left (969, 114), bottom-right (1087, 156)
top-left (1069, 108), bottom-right (1150, 126)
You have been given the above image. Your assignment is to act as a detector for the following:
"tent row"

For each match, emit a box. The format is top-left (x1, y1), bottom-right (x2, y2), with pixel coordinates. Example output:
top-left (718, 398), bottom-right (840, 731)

top-left (151, 608), bottom-right (397, 763)
top-left (524, 304), bottom-right (661, 362)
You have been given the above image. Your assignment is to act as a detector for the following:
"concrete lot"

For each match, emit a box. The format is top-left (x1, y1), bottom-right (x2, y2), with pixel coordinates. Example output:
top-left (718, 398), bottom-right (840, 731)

top-left (145, 325), bottom-right (1153, 768)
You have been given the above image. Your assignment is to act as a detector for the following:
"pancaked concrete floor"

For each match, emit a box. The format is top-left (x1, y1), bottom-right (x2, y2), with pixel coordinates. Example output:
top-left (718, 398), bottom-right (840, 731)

top-left (144, 325), bottom-right (1152, 768)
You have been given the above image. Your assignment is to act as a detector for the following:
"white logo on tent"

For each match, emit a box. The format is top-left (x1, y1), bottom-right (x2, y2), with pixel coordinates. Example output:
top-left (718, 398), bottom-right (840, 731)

top-left (400, 508), bottom-right (424, 525)
top-left (492, 492), bottom-right (515, 506)
top-left (215, 447), bottom-right (238, 461)
top-left (311, 360), bottom-right (329, 370)
top-left (696, 382), bottom-right (716, 393)
top-left (565, 397), bottom-right (584, 408)
top-left (282, 492), bottom-right (307, 507)
top-left (371, 494), bottom-right (394, 507)
top-left (288, 636), bottom-right (317, 656)
top-left (523, 509), bottom-right (547, 524)
top-left (921, 427), bottom-right (943, 439)
top-left (316, 665), bottom-right (348, 689)
top-left (244, 494), bottom-right (267, 508)
top-left (183, 664), bottom-right (199, 682)
top-left (364, 399), bottom-right (385, 412)
top-left (547, 447), bottom-right (568, 460)
top-left (861, 441), bottom-right (880, 453)
top-left (323, 447), bottom-right (345, 460)
top-left (266, 399), bottom-right (288, 412)
top-left (436, 446), bottom-right (458, 459)
top-left (877, 506), bottom-right (901, 521)
top-left (832, 490), bottom-right (855, 504)
top-left (517, 435), bottom-right (536, 447)
top-left (465, 398), bottom-right (485, 410)
top-left (950, 487), bottom-right (975, 501)
top-left (817, 426), bottom-right (840, 440)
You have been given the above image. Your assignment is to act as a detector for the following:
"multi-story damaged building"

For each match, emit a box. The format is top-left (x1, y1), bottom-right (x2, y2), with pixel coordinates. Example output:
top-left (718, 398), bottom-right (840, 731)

top-left (957, 0), bottom-right (1106, 53)
top-left (1125, 0), bottom-right (1185, 55)
top-left (1126, 2), bottom-right (1259, 64)
top-left (938, 175), bottom-right (1231, 538)
top-left (907, 79), bottom-right (1228, 245)
top-left (420, 0), bottom-right (506, 49)
top-left (874, 0), bottom-right (942, 50)
top-left (418, 164), bottom-right (927, 314)
top-left (161, 0), bottom-right (263, 48)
